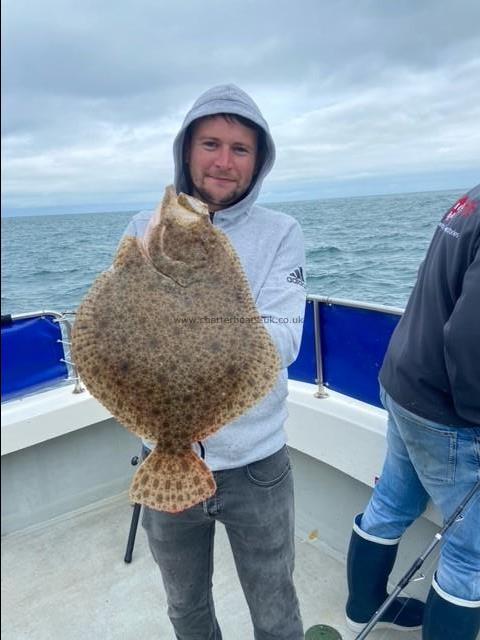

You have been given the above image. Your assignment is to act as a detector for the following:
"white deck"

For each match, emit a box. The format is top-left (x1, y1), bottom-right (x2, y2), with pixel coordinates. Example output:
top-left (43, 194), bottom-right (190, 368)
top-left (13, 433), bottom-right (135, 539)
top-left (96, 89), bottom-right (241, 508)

top-left (2, 379), bottom-right (438, 639)
top-left (1, 493), bottom-right (423, 640)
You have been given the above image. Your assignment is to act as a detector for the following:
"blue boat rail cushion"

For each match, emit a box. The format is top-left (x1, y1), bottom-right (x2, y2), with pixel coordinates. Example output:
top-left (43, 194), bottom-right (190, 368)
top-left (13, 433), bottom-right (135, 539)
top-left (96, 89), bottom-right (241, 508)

top-left (287, 300), bottom-right (316, 384)
top-left (1, 313), bottom-right (69, 401)
top-left (288, 297), bottom-right (402, 408)
top-left (2, 296), bottom-right (401, 407)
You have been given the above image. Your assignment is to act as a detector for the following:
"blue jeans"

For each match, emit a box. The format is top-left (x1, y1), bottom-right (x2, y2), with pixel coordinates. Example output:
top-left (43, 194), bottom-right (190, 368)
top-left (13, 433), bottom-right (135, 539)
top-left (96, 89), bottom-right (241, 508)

top-left (141, 445), bottom-right (303, 639)
top-left (361, 387), bottom-right (480, 601)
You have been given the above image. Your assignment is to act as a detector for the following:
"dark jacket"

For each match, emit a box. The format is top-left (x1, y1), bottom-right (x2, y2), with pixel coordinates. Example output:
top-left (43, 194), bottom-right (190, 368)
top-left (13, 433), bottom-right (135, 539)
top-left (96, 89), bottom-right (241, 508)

top-left (379, 184), bottom-right (480, 426)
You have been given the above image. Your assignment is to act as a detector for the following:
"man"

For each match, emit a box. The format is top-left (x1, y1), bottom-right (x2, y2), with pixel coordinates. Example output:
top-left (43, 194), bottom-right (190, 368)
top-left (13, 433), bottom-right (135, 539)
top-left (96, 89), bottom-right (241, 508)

top-left (121, 85), bottom-right (306, 639)
top-left (345, 185), bottom-right (480, 639)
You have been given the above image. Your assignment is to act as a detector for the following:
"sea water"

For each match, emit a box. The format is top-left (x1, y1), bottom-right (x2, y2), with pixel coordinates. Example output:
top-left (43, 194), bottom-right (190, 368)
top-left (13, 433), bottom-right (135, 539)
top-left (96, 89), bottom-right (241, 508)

top-left (1, 188), bottom-right (464, 316)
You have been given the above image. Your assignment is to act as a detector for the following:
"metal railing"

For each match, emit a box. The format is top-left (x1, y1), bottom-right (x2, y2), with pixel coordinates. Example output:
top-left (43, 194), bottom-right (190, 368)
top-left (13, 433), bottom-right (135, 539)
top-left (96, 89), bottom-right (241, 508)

top-left (3, 295), bottom-right (404, 405)
top-left (290, 295), bottom-right (404, 406)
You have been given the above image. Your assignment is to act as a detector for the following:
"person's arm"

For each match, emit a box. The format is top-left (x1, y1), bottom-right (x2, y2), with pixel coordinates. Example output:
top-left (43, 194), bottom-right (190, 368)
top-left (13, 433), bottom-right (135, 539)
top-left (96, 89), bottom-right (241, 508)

top-left (255, 221), bottom-right (307, 368)
top-left (114, 213), bottom-right (151, 258)
top-left (443, 245), bottom-right (480, 423)
top-left (119, 218), bottom-right (139, 241)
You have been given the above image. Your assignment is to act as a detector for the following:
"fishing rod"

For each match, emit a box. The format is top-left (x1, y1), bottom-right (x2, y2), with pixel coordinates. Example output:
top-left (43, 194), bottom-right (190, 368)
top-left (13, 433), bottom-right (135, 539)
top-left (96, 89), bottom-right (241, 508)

top-left (354, 479), bottom-right (480, 640)
top-left (304, 480), bottom-right (480, 640)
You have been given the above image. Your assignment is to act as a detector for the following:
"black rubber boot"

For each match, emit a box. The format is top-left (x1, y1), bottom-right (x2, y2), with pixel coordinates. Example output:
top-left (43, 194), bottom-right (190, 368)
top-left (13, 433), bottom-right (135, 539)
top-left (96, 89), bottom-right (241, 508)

top-left (345, 514), bottom-right (424, 633)
top-left (422, 577), bottom-right (480, 640)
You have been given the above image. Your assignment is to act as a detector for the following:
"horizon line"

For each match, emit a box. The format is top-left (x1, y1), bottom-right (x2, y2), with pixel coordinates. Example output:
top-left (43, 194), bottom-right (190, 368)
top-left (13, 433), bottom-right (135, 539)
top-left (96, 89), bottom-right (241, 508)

top-left (1, 184), bottom-right (467, 219)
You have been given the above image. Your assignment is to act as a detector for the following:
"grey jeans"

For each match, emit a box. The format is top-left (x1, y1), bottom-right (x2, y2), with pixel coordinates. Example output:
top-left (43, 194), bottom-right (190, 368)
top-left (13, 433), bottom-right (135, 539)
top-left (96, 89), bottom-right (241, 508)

top-left (141, 445), bottom-right (304, 639)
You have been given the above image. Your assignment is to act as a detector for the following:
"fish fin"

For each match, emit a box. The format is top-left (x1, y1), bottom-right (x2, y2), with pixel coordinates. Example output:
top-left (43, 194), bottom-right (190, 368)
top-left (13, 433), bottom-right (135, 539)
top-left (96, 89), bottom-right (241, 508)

top-left (129, 449), bottom-right (216, 513)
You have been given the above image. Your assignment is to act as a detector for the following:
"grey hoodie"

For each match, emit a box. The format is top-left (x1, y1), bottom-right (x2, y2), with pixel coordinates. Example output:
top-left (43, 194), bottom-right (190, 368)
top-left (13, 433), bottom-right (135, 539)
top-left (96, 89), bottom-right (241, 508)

top-left (122, 84), bottom-right (306, 470)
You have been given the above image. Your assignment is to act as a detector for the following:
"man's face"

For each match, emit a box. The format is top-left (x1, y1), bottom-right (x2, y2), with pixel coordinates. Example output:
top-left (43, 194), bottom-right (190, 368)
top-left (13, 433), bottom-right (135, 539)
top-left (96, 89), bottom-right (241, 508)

top-left (186, 116), bottom-right (258, 212)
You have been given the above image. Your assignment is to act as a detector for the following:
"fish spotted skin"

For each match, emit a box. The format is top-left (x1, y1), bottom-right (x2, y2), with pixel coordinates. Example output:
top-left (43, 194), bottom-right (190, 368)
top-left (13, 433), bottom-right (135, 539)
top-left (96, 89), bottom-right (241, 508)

top-left (71, 186), bottom-right (280, 513)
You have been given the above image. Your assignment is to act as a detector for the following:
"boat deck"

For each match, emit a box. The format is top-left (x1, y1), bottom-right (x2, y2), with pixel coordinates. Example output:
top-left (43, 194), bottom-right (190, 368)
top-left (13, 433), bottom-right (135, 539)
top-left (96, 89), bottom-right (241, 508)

top-left (1, 494), bottom-right (422, 639)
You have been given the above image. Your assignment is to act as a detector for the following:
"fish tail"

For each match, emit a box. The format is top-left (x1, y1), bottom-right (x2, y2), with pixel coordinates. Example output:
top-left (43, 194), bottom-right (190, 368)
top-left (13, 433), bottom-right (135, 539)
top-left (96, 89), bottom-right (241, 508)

top-left (129, 448), bottom-right (216, 513)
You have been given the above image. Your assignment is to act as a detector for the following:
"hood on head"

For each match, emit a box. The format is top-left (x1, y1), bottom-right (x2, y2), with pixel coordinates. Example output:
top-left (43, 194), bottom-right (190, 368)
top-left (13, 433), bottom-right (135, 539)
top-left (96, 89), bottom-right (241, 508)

top-left (173, 84), bottom-right (275, 214)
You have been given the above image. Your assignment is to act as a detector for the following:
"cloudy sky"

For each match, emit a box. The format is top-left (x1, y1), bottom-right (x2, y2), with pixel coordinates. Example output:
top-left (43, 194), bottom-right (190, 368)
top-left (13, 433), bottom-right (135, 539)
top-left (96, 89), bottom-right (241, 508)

top-left (2, 0), bottom-right (480, 215)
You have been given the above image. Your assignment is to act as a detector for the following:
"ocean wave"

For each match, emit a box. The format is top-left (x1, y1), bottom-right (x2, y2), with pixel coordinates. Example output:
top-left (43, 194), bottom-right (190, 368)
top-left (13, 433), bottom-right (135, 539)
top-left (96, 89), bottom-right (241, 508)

top-left (2, 190), bottom-right (461, 315)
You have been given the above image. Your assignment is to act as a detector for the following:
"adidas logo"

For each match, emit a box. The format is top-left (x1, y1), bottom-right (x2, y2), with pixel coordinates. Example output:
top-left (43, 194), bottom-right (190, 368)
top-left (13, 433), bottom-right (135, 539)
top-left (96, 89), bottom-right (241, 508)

top-left (287, 267), bottom-right (305, 287)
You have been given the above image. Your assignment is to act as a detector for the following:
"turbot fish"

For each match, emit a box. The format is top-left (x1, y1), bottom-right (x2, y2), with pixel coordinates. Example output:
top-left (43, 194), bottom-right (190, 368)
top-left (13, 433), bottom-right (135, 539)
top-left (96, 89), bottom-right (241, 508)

top-left (71, 186), bottom-right (280, 513)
